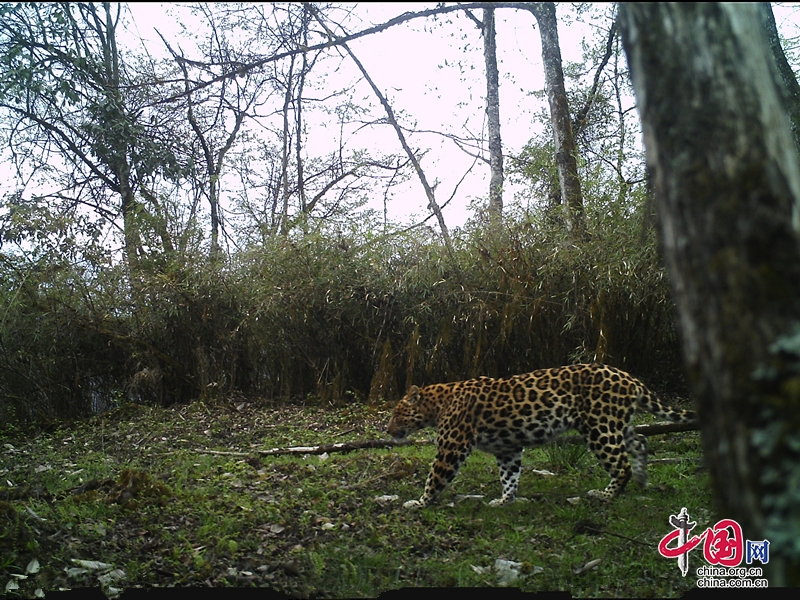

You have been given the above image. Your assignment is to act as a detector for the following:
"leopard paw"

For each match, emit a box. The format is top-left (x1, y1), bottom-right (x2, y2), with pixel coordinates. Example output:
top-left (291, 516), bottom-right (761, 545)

top-left (586, 489), bottom-right (612, 501)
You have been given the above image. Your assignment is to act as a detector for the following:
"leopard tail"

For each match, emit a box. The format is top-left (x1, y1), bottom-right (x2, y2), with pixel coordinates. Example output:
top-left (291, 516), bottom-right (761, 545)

top-left (636, 383), bottom-right (696, 423)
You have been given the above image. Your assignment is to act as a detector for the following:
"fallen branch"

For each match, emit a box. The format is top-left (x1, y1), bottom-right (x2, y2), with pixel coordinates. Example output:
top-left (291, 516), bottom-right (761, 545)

top-left (196, 438), bottom-right (432, 458)
top-left (195, 421), bottom-right (698, 458)
top-left (635, 420), bottom-right (698, 436)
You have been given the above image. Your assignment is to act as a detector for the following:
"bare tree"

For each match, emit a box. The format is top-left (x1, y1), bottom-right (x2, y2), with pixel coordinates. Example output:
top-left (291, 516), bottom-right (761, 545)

top-left (620, 3), bottom-right (800, 585)
top-left (449, 6), bottom-right (506, 226)
top-left (148, 3), bottom-right (607, 236)
top-left (308, 5), bottom-right (453, 251)
top-left (158, 8), bottom-right (263, 258)
top-left (478, 7), bottom-right (505, 223)
top-left (527, 2), bottom-right (584, 236)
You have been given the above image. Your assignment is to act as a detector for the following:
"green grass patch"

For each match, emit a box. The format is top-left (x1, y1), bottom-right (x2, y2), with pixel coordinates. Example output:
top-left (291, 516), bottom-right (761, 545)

top-left (0, 399), bottom-right (710, 597)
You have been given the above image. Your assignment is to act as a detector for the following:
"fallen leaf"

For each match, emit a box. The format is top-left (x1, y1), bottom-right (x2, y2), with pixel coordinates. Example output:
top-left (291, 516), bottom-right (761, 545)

top-left (471, 564), bottom-right (489, 575)
top-left (530, 469), bottom-right (556, 476)
top-left (5, 580), bottom-right (19, 593)
top-left (65, 567), bottom-right (88, 578)
top-left (25, 508), bottom-right (46, 522)
top-left (269, 524), bottom-right (285, 534)
top-left (98, 569), bottom-right (126, 586)
top-left (455, 494), bottom-right (485, 502)
top-left (574, 558), bottom-right (602, 575)
top-left (26, 559), bottom-right (41, 574)
top-left (72, 559), bottom-right (113, 571)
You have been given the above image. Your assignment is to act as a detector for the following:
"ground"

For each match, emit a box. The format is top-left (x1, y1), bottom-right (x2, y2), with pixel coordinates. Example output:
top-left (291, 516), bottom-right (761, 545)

top-left (0, 395), bottom-right (709, 598)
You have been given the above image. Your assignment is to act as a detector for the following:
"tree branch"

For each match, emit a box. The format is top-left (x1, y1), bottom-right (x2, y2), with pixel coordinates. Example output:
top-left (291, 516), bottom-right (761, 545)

top-left (153, 3), bottom-right (541, 105)
top-left (572, 17), bottom-right (618, 141)
top-left (308, 5), bottom-right (453, 250)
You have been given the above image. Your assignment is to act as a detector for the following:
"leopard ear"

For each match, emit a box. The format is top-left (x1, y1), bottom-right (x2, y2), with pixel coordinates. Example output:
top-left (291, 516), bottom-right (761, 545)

top-left (406, 385), bottom-right (421, 403)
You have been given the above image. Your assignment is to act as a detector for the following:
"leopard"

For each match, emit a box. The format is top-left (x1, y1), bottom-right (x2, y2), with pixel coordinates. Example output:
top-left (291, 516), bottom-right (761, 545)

top-left (386, 363), bottom-right (696, 508)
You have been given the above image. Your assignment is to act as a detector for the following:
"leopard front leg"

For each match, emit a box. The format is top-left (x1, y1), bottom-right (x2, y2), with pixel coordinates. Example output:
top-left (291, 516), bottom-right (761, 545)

top-left (488, 449), bottom-right (523, 506)
top-left (403, 444), bottom-right (472, 508)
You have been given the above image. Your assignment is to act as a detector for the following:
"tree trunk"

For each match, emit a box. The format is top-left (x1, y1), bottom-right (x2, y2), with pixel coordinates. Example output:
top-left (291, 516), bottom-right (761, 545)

top-left (279, 54), bottom-right (296, 236)
top-left (620, 3), bottom-right (800, 585)
top-left (483, 7), bottom-right (504, 224)
top-left (98, 2), bottom-right (142, 273)
top-left (297, 6), bottom-right (310, 215)
top-left (757, 2), bottom-right (800, 150)
top-left (118, 166), bottom-right (142, 274)
top-left (528, 2), bottom-right (584, 236)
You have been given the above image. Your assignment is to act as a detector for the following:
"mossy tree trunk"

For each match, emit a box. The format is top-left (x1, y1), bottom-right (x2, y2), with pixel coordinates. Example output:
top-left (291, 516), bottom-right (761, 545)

top-left (620, 3), bottom-right (800, 585)
top-left (528, 2), bottom-right (584, 237)
top-left (483, 7), bottom-right (504, 225)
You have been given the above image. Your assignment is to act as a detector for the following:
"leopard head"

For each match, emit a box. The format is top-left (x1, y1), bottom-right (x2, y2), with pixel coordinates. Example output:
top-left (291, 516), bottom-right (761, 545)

top-left (387, 385), bottom-right (434, 441)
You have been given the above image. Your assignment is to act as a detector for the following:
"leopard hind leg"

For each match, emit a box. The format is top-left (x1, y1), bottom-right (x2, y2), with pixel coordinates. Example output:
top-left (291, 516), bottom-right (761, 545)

top-left (489, 449), bottom-right (523, 506)
top-left (626, 429), bottom-right (649, 488)
top-left (585, 432), bottom-right (632, 500)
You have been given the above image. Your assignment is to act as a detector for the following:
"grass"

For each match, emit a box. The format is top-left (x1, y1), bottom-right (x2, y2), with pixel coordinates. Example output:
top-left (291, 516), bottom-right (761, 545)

top-left (0, 397), bottom-right (710, 597)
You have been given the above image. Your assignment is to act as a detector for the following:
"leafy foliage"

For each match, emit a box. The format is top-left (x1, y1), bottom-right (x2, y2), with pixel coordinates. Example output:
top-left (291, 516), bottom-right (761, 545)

top-left (0, 203), bottom-right (680, 422)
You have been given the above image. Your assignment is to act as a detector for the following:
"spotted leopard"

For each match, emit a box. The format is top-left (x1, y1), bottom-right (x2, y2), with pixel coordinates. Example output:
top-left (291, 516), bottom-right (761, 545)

top-left (387, 363), bottom-right (695, 507)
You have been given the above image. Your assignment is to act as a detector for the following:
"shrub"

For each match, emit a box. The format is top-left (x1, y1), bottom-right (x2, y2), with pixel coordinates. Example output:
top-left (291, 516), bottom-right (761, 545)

top-left (0, 207), bottom-right (682, 423)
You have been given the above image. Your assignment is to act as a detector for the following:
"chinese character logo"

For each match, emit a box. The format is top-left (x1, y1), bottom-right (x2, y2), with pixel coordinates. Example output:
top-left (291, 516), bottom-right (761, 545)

top-left (746, 540), bottom-right (769, 565)
top-left (658, 508), bottom-right (768, 576)
top-left (660, 507), bottom-right (697, 576)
